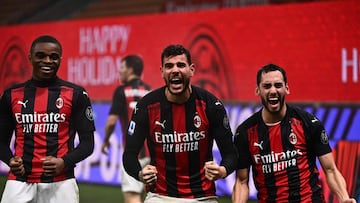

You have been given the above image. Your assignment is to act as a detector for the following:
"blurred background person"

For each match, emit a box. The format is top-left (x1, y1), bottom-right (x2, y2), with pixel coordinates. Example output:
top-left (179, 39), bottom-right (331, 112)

top-left (101, 55), bottom-right (151, 203)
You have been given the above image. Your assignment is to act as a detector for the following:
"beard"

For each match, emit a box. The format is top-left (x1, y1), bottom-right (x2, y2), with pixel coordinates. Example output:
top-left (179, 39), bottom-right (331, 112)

top-left (261, 95), bottom-right (286, 114)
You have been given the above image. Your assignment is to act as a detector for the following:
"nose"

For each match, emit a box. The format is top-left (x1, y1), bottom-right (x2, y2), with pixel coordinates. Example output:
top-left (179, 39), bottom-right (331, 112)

top-left (269, 85), bottom-right (277, 93)
top-left (171, 65), bottom-right (180, 73)
top-left (42, 55), bottom-right (52, 63)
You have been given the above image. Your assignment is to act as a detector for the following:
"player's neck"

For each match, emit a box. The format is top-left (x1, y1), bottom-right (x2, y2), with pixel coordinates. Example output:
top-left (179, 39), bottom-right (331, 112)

top-left (262, 105), bottom-right (287, 125)
top-left (125, 75), bottom-right (139, 83)
top-left (165, 86), bottom-right (192, 104)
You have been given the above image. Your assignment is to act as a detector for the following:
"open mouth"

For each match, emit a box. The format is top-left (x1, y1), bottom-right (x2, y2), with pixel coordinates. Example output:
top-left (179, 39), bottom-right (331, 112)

top-left (40, 66), bottom-right (53, 73)
top-left (268, 97), bottom-right (279, 105)
top-left (170, 78), bottom-right (182, 84)
top-left (169, 78), bottom-right (183, 89)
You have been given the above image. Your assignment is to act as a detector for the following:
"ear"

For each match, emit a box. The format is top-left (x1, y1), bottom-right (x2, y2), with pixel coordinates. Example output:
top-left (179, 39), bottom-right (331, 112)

top-left (285, 83), bottom-right (290, 94)
top-left (128, 66), bottom-right (134, 74)
top-left (189, 63), bottom-right (195, 77)
top-left (255, 86), bottom-right (260, 96)
top-left (160, 66), bottom-right (165, 79)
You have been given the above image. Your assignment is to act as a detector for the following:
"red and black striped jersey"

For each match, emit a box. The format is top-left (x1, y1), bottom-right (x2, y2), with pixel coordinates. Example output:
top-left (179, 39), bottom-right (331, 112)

top-left (123, 85), bottom-right (237, 199)
top-left (234, 105), bottom-right (331, 203)
top-left (0, 77), bottom-right (95, 183)
top-left (109, 78), bottom-right (150, 143)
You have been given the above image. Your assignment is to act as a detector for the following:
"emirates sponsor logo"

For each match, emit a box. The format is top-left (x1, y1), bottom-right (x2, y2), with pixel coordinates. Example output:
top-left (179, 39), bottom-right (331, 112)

top-left (155, 131), bottom-right (206, 153)
top-left (15, 112), bottom-right (66, 123)
top-left (254, 149), bottom-right (303, 173)
top-left (15, 112), bottom-right (66, 134)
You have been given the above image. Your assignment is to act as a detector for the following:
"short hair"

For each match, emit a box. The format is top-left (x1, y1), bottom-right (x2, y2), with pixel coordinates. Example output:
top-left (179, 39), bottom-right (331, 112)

top-left (161, 44), bottom-right (192, 66)
top-left (123, 55), bottom-right (144, 76)
top-left (30, 35), bottom-right (62, 55)
top-left (256, 63), bottom-right (287, 86)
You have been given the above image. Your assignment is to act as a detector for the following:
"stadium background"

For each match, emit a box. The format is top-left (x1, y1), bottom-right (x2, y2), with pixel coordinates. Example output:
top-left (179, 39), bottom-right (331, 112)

top-left (0, 0), bottom-right (359, 202)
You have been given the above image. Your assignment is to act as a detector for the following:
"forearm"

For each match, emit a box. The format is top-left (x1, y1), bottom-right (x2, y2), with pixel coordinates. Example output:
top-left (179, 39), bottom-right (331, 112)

top-left (62, 131), bottom-right (94, 167)
top-left (232, 180), bottom-right (249, 203)
top-left (123, 150), bottom-right (142, 180)
top-left (219, 146), bottom-right (238, 177)
top-left (325, 168), bottom-right (351, 202)
top-left (104, 125), bottom-right (115, 141)
top-left (0, 144), bottom-right (14, 166)
top-left (0, 132), bottom-right (14, 165)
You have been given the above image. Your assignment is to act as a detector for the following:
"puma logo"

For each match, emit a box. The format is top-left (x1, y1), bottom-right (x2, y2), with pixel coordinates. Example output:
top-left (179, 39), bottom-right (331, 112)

top-left (17, 100), bottom-right (28, 108)
top-left (155, 120), bottom-right (166, 129)
top-left (311, 117), bottom-right (319, 123)
top-left (215, 100), bottom-right (222, 106)
top-left (253, 141), bottom-right (264, 150)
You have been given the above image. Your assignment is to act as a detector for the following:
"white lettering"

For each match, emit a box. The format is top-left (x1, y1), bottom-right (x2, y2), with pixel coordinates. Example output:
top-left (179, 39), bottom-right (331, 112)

top-left (342, 48), bottom-right (359, 83)
top-left (67, 56), bottom-right (120, 86)
top-left (154, 131), bottom-right (206, 143)
top-left (15, 112), bottom-right (66, 124)
top-left (79, 25), bottom-right (131, 55)
top-left (253, 149), bottom-right (302, 164)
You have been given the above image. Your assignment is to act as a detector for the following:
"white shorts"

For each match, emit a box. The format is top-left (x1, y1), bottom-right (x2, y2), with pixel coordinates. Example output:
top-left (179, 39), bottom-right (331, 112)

top-left (121, 157), bottom-right (150, 193)
top-left (144, 192), bottom-right (219, 203)
top-left (1, 178), bottom-right (79, 203)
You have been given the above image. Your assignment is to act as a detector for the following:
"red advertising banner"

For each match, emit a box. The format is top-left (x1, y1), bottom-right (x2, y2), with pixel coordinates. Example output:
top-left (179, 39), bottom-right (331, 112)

top-left (0, 0), bottom-right (359, 103)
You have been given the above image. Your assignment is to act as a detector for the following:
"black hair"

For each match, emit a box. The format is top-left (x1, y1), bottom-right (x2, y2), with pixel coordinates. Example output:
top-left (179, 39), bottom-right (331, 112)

top-left (161, 44), bottom-right (191, 65)
top-left (123, 55), bottom-right (144, 76)
top-left (30, 35), bottom-right (62, 55)
top-left (256, 63), bottom-right (287, 86)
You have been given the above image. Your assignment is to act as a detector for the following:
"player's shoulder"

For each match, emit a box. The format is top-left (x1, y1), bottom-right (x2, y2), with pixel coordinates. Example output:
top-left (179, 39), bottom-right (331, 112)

top-left (56, 78), bottom-right (91, 99)
top-left (288, 105), bottom-right (321, 127)
top-left (4, 81), bottom-right (27, 92)
top-left (0, 81), bottom-right (27, 100)
top-left (237, 109), bottom-right (261, 130)
top-left (57, 78), bottom-right (86, 91)
top-left (192, 85), bottom-right (222, 106)
top-left (136, 86), bottom-right (164, 105)
top-left (138, 80), bottom-right (151, 90)
top-left (288, 105), bottom-right (313, 120)
top-left (57, 78), bottom-right (84, 89)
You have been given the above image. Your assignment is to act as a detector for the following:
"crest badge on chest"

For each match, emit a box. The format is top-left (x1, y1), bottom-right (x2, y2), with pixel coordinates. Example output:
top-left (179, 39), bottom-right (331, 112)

top-left (289, 131), bottom-right (297, 145)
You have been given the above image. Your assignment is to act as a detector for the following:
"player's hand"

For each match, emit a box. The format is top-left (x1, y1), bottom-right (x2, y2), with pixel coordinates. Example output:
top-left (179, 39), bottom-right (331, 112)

top-left (139, 165), bottom-right (158, 186)
top-left (41, 156), bottom-right (65, 176)
top-left (341, 198), bottom-right (357, 203)
top-left (101, 141), bottom-right (110, 155)
top-left (9, 156), bottom-right (25, 176)
top-left (204, 160), bottom-right (226, 181)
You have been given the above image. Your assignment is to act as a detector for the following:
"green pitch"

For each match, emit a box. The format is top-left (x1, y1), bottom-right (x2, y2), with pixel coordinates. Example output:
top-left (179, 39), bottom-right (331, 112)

top-left (0, 175), bottom-right (257, 202)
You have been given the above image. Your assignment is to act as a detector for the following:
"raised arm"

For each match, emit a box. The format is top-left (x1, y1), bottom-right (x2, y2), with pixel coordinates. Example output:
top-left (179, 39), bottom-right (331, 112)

top-left (318, 153), bottom-right (357, 203)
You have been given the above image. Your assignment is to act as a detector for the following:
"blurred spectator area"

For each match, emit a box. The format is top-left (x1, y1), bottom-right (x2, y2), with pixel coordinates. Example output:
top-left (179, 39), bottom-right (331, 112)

top-left (0, 0), bottom-right (326, 26)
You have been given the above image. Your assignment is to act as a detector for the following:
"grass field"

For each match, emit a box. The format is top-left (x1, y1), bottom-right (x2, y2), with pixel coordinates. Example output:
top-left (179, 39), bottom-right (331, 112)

top-left (0, 175), bottom-right (257, 202)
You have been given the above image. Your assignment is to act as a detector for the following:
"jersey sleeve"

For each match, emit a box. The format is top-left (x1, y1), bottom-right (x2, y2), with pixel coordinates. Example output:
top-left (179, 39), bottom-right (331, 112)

top-left (207, 99), bottom-right (238, 176)
top-left (62, 88), bottom-right (95, 168)
top-left (122, 100), bottom-right (149, 180)
top-left (109, 86), bottom-right (126, 116)
top-left (0, 90), bottom-right (15, 165)
top-left (72, 88), bottom-right (96, 133)
top-left (307, 114), bottom-right (332, 156)
top-left (234, 124), bottom-right (252, 169)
